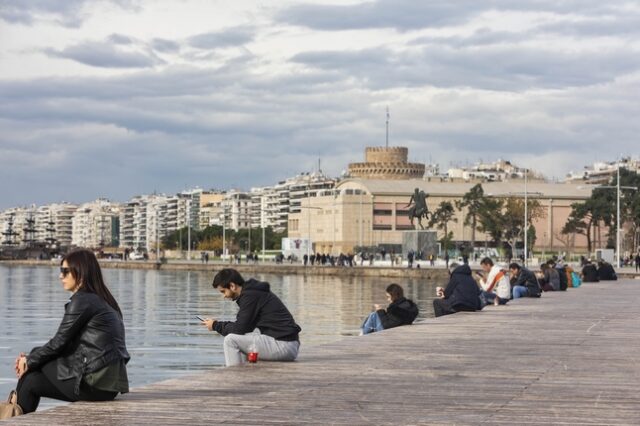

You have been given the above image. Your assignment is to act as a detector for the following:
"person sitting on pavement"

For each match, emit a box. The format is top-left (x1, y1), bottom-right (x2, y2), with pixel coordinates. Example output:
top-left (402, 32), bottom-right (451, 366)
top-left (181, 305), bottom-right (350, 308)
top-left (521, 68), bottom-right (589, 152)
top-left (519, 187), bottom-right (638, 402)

top-left (581, 260), bottom-right (599, 282)
top-left (509, 263), bottom-right (542, 299)
top-left (361, 283), bottom-right (419, 335)
top-left (476, 257), bottom-right (510, 305)
top-left (538, 263), bottom-right (560, 292)
top-left (202, 268), bottom-right (301, 367)
top-left (596, 261), bottom-right (617, 281)
top-left (433, 263), bottom-right (483, 318)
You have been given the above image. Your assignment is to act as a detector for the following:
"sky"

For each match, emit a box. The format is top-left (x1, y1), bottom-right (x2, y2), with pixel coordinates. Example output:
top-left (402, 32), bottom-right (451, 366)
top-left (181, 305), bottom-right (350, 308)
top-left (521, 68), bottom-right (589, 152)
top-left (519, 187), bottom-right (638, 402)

top-left (1, 0), bottom-right (640, 209)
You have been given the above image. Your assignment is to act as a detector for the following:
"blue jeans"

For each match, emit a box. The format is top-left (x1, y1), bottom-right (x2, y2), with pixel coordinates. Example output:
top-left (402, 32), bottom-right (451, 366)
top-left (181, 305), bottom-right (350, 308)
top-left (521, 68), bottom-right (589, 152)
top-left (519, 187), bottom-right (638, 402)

top-left (361, 312), bottom-right (384, 334)
top-left (512, 285), bottom-right (529, 299)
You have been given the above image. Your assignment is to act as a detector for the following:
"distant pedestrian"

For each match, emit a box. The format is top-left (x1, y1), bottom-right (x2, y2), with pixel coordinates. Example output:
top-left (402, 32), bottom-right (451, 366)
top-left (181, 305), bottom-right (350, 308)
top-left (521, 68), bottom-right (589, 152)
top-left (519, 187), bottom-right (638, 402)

top-left (205, 253), bottom-right (209, 264)
top-left (635, 253), bottom-right (640, 272)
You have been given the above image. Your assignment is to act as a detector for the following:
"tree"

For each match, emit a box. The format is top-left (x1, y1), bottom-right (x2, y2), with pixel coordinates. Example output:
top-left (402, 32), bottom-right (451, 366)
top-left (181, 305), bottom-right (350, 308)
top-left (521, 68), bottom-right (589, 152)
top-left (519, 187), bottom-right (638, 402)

top-left (428, 201), bottom-right (458, 254)
top-left (476, 197), bottom-right (505, 249)
top-left (455, 184), bottom-right (484, 251)
top-left (501, 197), bottom-right (544, 258)
top-left (561, 188), bottom-right (612, 253)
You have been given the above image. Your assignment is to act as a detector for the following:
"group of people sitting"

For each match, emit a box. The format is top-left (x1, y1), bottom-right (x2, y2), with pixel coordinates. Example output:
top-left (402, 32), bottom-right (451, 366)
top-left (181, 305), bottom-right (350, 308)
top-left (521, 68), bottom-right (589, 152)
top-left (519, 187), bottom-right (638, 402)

top-left (429, 257), bottom-right (592, 318)
top-left (580, 259), bottom-right (618, 282)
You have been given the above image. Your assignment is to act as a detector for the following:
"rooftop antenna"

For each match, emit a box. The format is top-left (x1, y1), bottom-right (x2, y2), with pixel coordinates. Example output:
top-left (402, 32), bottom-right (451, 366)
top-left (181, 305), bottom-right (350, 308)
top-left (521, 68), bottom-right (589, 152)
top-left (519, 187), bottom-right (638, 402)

top-left (385, 106), bottom-right (390, 148)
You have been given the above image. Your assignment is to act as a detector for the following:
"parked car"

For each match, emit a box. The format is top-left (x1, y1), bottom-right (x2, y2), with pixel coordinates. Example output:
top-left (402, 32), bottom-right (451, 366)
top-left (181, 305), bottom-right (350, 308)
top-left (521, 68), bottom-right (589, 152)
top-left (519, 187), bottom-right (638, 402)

top-left (129, 252), bottom-right (145, 260)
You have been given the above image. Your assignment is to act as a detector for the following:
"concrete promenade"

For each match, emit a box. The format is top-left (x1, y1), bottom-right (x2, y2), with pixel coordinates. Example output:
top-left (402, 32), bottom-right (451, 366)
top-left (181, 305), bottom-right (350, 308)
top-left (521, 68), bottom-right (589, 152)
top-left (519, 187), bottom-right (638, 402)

top-left (6, 279), bottom-right (640, 425)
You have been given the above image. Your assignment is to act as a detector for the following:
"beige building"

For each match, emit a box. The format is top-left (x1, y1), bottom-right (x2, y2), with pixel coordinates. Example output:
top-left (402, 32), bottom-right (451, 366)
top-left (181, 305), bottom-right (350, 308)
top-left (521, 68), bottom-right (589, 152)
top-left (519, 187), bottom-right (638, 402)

top-left (288, 178), bottom-right (596, 255)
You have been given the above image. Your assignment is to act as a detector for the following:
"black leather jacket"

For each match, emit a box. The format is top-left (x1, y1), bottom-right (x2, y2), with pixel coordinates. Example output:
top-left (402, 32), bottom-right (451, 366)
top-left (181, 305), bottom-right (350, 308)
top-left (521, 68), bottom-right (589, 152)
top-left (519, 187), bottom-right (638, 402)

top-left (27, 290), bottom-right (130, 394)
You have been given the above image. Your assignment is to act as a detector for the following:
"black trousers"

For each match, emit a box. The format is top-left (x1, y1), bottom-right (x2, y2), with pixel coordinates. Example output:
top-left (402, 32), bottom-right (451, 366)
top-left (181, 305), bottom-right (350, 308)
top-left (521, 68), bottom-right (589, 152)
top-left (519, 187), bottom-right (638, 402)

top-left (433, 299), bottom-right (477, 318)
top-left (16, 360), bottom-right (118, 414)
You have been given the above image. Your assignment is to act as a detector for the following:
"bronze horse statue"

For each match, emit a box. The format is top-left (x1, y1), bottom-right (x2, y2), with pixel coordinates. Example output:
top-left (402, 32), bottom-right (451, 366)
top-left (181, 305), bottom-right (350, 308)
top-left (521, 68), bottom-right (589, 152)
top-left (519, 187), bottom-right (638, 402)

top-left (406, 188), bottom-right (429, 230)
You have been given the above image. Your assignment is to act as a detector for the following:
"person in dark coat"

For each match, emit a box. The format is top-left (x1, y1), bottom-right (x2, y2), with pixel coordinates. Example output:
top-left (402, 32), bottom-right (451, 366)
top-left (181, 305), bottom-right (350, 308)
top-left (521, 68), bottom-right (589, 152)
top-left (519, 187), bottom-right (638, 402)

top-left (596, 261), bottom-right (617, 281)
top-left (581, 260), bottom-right (599, 282)
top-left (433, 263), bottom-right (482, 317)
top-left (361, 283), bottom-right (419, 334)
top-left (509, 263), bottom-right (542, 298)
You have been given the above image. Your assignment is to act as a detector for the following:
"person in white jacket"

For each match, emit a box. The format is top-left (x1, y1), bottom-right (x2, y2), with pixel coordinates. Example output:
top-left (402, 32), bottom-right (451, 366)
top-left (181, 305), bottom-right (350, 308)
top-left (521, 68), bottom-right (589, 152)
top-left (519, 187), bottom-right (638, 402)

top-left (476, 257), bottom-right (510, 305)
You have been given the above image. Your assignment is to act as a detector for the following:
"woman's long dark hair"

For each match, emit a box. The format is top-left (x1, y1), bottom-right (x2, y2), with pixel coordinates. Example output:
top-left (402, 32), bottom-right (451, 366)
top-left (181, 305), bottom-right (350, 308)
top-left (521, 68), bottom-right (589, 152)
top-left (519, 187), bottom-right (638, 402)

top-left (385, 283), bottom-right (404, 302)
top-left (62, 249), bottom-right (122, 317)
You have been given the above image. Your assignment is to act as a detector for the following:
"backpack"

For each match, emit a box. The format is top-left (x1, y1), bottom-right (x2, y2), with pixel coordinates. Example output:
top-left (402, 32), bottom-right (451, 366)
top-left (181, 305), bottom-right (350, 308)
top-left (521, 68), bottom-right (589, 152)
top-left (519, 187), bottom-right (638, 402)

top-left (571, 271), bottom-right (582, 288)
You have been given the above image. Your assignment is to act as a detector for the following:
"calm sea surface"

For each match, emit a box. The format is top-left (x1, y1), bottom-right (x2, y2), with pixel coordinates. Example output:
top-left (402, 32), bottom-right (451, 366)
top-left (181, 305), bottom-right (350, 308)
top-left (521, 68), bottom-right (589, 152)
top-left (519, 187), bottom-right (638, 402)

top-left (0, 264), bottom-right (442, 401)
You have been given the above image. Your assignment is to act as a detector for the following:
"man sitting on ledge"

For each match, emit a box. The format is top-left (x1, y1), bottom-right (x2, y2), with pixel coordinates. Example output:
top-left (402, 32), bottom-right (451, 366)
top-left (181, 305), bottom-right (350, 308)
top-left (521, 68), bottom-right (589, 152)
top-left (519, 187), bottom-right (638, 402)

top-left (433, 263), bottom-right (482, 317)
top-left (202, 268), bottom-right (301, 366)
top-left (509, 263), bottom-right (542, 298)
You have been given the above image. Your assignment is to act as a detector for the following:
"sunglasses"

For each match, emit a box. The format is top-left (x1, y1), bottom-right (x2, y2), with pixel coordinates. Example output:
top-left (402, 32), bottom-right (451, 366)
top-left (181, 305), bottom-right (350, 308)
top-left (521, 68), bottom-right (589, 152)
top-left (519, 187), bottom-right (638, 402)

top-left (60, 267), bottom-right (71, 277)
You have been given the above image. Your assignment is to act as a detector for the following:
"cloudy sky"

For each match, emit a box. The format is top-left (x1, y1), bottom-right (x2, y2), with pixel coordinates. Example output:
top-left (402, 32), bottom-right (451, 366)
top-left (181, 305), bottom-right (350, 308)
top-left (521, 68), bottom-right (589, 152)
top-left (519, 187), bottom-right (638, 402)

top-left (1, 0), bottom-right (640, 209)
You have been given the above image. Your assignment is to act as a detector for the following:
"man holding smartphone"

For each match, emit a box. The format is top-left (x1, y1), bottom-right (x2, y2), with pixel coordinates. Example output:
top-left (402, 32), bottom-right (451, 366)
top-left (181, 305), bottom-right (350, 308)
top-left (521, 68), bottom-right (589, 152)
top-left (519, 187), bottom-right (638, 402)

top-left (201, 268), bottom-right (301, 366)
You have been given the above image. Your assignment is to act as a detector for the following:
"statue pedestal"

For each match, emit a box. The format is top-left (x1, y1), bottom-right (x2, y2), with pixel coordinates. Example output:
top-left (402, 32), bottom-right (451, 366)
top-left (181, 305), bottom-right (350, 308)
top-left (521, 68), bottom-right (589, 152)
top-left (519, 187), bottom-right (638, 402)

top-left (402, 230), bottom-right (438, 258)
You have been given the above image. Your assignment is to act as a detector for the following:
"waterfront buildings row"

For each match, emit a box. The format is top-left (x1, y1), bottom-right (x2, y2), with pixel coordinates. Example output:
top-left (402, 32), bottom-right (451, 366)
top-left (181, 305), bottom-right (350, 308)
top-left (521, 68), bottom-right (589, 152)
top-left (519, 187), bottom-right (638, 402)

top-left (2, 146), bottom-right (636, 256)
top-left (0, 172), bottom-right (335, 252)
top-left (565, 157), bottom-right (640, 184)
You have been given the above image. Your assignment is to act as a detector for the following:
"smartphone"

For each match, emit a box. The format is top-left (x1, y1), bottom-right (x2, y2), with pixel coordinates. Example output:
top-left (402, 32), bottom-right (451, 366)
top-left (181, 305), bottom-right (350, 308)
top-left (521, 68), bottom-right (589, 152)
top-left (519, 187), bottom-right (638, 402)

top-left (195, 315), bottom-right (206, 322)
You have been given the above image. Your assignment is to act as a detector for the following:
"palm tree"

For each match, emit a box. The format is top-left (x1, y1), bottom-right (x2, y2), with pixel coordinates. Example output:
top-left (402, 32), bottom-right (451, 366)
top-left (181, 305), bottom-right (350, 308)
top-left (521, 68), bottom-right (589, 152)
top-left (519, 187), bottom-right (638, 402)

top-left (455, 184), bottom-right (484, 252)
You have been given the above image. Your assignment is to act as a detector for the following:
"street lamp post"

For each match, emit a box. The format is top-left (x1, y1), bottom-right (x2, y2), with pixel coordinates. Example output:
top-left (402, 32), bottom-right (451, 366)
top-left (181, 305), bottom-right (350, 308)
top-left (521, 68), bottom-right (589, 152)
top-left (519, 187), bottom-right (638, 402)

top-left (222, 205), bottom-right (226, 261)
top-left (187, 197), bottom-right (191, 261)
top-left (524, 169), bottom-right (528, 266)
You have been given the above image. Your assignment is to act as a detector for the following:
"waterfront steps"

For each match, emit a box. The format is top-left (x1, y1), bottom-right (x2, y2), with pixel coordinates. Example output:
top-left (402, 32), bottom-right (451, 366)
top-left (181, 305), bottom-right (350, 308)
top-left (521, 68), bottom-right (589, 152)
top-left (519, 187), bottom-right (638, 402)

top-left (8, 279), bottom-right (640, 425)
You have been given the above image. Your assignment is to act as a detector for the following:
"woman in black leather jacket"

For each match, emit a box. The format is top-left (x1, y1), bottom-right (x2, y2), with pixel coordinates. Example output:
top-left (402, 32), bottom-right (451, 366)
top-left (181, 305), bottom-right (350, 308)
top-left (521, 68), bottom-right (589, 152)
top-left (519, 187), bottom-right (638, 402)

top-left (14, 249), bottom-right (130, 414)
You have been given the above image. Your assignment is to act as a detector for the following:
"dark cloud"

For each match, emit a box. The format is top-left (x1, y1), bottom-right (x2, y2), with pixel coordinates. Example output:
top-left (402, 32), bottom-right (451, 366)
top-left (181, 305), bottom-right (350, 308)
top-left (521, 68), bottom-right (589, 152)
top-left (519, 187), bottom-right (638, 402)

top-left (411, 28), bottom-right (531, 49)
top-left (538, 15), bottom-right (640, 38)
top-left (187, 26), bottom-right (255, 49)
top-left (0, 0), bottom-right (137, 27)
top-left (278, 0), bottom-right (632, 31)
top-left (107, 33), bottom-right (134, 45)
top-left (292, 43), bottom-right (640, 91)
top-left (151, 38), bottom-right (181, 53)
top-left (278, 0), bottom-right (483, 31)
top-left (44, 40), bottom-right (163, 68)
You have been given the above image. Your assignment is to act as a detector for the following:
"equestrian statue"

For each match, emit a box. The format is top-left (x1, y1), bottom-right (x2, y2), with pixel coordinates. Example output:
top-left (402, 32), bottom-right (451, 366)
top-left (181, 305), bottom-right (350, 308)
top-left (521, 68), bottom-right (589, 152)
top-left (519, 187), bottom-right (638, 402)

top-left (406, 188), bottom-right (429, 230)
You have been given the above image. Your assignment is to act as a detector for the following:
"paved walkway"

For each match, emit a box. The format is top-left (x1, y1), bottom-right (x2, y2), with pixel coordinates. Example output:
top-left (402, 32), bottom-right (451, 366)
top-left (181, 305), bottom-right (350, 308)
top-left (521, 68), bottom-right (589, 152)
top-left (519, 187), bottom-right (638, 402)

top-left (8, 279), bottom-right (640, 425)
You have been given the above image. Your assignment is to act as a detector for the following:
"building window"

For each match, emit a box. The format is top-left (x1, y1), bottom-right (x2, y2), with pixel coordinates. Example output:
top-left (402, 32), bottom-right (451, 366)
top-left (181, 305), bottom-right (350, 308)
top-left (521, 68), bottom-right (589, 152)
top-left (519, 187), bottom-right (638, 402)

top-left (373, 224), bottom-right (392, 231)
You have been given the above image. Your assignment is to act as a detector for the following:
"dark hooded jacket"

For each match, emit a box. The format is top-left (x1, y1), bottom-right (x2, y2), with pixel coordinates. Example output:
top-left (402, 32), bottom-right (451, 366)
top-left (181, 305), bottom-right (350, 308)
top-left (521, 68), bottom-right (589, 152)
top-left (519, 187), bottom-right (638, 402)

top-left (511, 266), bottom-right (542, 297)
top-left (213, 279), bottom-right (301, 341)
top-left (376, 297), bottom-right (419, 330)
top-left (597, 262), bottom-right (617, 281)
top-left (443, 264), bottom-right (482, 311)
top-left (582, 263), bottom-right (599, 282)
